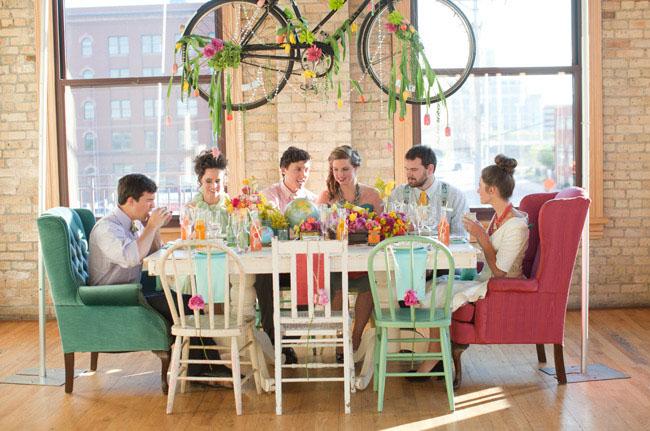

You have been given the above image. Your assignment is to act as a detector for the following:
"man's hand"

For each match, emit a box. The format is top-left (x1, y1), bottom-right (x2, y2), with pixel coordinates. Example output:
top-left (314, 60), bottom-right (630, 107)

top-left (147, 207), bottom-right (172, 230)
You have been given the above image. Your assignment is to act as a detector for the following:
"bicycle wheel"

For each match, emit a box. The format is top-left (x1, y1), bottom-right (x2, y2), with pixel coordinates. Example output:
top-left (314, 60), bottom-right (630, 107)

top-left (183, 0), bottom-right (295, 111)
top-left (358, 0), bottom-right (475, 105)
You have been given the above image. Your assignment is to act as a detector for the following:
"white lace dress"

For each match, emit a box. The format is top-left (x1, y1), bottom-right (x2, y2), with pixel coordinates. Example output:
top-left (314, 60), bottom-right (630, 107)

top-left (425, 215), bottom-right (529, 312)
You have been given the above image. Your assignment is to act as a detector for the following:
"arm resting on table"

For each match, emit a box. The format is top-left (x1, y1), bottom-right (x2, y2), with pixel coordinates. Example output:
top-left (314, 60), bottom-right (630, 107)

top-left (78, 284), bottom-right (142, 306)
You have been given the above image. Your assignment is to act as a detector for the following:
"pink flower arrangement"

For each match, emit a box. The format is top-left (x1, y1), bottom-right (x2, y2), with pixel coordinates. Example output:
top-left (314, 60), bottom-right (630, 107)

top-left (384, 23), bottom-right (398, 33)
top-left (203, 38), bottom-right (224, 58)
top-left (403, 289), bottom-right (419, 306)
top-left (314, 288), bottom-right (329, 306)
top-left (305, 45), bottom-right (323, 62)
top-left (188, 294), bottom-right (205, 311)
top-left (299, 217), bottom-right (321, 232)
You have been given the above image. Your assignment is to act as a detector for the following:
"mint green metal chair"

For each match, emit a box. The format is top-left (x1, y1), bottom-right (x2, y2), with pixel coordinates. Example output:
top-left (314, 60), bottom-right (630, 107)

top-left (367, 235), bottom-right (455, 412)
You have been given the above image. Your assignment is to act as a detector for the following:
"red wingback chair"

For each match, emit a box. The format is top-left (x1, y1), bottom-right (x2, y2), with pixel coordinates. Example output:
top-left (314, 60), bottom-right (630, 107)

top-left (450, 187), bottom-right (590, 388)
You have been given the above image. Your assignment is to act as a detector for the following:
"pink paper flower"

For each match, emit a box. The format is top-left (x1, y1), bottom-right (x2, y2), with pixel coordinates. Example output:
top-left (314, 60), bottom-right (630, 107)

top-left (404, 289), bottom-right (419, 306)
top-left (423, 113), bottom-right (431, 126)
top-left (305, 45), bottom-right (323, 62)
top-left (188, 295), bottom-right (205, 311)
top-left (384, 23), bottom-right (398, 33)
top-left (211, 147), bottom-right (221, 159)
top-left (314, 288), bottom-right (329, 305)
top-left (256, 0), bottom-right (266, 7)
top-left (445, 126), bottom-right (452, 137)
top-left (203, 38), bottom-right (224, 58)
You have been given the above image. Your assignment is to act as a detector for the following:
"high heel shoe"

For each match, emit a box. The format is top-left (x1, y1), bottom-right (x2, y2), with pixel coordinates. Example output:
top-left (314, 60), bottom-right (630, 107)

top-left (405, 361), bottom-right (444, 382)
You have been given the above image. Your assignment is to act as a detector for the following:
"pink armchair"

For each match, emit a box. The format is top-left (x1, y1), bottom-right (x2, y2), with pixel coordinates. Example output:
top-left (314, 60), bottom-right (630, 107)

top-left (451, 187), bottom-right (590, 388)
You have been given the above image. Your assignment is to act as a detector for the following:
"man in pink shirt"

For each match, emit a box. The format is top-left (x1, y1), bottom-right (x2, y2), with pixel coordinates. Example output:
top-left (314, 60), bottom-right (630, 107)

top-left (258, 146), bottom-right (316, 364)
top-left (261, 146), bottom-right (316, 212)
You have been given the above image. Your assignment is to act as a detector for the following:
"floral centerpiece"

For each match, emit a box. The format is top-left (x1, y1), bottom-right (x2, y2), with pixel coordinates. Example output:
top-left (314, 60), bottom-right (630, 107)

top-left (330, 203), bottom-right (408, 244)
top-left (293, 217), bottom-right (322, 240)
top-left (226, 177), bottom-right (289, 235)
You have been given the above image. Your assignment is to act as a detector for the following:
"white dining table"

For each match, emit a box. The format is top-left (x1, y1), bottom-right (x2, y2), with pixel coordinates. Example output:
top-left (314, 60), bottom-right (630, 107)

top-left (144, 241), bottom-right (478, 276)
top-left (143, 240), bottom-right (479, 392)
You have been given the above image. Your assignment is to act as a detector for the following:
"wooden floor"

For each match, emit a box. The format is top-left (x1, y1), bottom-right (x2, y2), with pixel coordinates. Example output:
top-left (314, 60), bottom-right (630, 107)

top-left (1, 308), bottom-right (649, 430)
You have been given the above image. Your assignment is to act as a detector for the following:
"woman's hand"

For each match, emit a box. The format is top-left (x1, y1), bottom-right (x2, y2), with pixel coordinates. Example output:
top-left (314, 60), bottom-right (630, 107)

top-left (462, 215), bottom-right (486, 241)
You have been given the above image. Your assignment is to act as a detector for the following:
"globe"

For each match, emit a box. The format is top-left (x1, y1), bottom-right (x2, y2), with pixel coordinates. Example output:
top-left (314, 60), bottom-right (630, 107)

top-left (284, 198), bottom-right (320, 227)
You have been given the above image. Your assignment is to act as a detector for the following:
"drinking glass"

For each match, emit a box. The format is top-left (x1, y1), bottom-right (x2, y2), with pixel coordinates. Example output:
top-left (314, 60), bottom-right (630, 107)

top-left (319, 204), bottom-right (331, 239)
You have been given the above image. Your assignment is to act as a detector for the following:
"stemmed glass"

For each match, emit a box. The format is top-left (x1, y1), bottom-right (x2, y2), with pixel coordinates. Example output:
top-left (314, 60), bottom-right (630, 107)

top-left (319, 204), bottom-right (331, 239)
top-left (231, 211), bottom-right (249, 253)
top-left (206, 210), bottom-right (223, 240)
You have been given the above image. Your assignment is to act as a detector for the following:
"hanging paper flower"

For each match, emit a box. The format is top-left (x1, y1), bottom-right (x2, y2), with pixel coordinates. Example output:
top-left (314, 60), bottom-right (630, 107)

top-left (211, 147), bottom-right (221, 159)
top-left (404, 289), bottom-right (419, 306)
top-left (384, 23), bottom-right (398, 33)
top-left (289, 33), bottom-right (296, 44)
top-left (193, 88), bottom-right (199, 97)
top-left (423, 113), bottom-right (431, 126)
top-left (203, 38), bottom-right (224, 58)
top-left (410, 25), bottom-right (416, 33)
top-left (314, 288), bottom-right (329, 306)
top-left (398, 116), bottom-right (405, 122)
top-left (281, 43), bottom-right (291, 54)
top-left (256, 0), bottom-right (266, 7)
top-left (165, 115), bottom-right (172, 127)
top-left (172, 63), bottom-right (178, 74)
top-left (188, 295), bottom-right (205, 311)
top-left (400, 24), bottom-right (408, 31)
top-left (402, 90), bottom-right (410, 100)
top-left (350, 22), bottom-right (358, 33)
top-left (182, 80), bottom-right (189, 92)
top-left (179, 24), bottom-right (186, 33)
top-left (276, 34), bottom-right (285, 44)
top-left (359, 94), bottom-right (366, 103)
top-left (386, 142), bottom-right (393, 152)
top-left (337, 99), bottom-right (343, 108)
top-left (305, 45), bottom-right (323, 62)
top-left (227, 113), bottom-right (233, 121)
top-left (303, 70), bottom-right (316, 79)
top-left (445, 126), bottom-right (452, 137)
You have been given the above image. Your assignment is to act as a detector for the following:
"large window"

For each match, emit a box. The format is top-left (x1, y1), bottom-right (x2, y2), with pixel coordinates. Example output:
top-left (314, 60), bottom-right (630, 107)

top-left (415, 0), bottom-right (579, 207)
top-left (55, 1), bottom-right (217, 216)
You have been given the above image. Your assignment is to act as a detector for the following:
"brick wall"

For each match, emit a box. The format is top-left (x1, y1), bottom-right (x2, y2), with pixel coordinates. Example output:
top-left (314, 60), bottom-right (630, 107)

top-left (2, 1), bottom-right (650, 318)
top-left (582, 0), bottom-right (650, 308)
top-left (0, 0), bottom-right (40, 319)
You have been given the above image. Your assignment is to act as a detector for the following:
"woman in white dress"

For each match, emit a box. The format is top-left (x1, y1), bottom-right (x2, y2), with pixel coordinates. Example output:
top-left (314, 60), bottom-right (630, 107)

top-left (409, 154), bottom-right (529, 378)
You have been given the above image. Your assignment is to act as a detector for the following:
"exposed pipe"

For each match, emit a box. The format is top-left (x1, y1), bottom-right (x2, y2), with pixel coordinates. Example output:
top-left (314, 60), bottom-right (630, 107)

top-left (580, 0), bottom-right (590, 374)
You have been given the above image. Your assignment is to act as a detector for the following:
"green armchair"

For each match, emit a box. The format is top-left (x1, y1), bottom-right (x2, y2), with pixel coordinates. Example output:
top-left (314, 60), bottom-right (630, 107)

top-left (36, 207), bottom-right (171, 393)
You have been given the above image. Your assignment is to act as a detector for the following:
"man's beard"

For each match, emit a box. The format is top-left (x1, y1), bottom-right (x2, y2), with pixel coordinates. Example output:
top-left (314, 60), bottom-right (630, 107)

top-left (407, 174), bottom-right (428, 188)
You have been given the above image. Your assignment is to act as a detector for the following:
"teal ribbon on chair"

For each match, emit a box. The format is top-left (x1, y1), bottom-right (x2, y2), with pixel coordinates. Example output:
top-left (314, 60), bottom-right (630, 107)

top-left (193, 251), bottom-right (228, 302)
top-left (393, 247), bottom-right (428, 301)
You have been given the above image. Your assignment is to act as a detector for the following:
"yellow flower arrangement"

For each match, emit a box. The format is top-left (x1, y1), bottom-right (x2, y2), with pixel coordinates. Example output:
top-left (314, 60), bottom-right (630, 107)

top-left (374, 177), bottom-right (396, 200)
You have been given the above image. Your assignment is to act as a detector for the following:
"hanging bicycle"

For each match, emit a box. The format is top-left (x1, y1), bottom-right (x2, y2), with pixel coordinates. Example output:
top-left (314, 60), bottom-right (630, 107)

top-left (171, 0), bottom-right (475, 135)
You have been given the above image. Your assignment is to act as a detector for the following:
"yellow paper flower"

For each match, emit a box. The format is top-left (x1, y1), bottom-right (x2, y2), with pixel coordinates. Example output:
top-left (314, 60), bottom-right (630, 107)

top-left (289, 33), bottom-right (296, 44)
top-left (337, 98), bottom-right (343, 108)
top-left (402, 90), bottom-right (410, 99)
top-left (183, 81), bottom-right (190, 91)
top-left (351, 22), bottom-right (358, 33)
top-left (281, 43), bottom-right (291, 54)
top-left (175, 42), bottom-right (182, 51)
top-left (302, 70), bottom-right (316, 79)
top-left (242, 178), bottom-right (250, 186)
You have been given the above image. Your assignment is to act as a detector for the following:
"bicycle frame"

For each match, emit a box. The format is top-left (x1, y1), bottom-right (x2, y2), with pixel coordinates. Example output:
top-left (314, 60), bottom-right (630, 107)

top-left (241, 0), bottom-right (392, 62)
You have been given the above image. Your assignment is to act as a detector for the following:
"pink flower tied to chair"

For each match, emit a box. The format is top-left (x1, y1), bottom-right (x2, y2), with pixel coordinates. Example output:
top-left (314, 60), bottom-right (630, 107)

top-left (211, 147), bottom-right (221, 159)
top-left (188, 294), bottom-right (205, 311)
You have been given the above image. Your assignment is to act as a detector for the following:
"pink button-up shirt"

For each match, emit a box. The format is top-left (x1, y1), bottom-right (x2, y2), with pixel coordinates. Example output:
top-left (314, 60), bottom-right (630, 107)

top-left (261, 180), bottom-right (316, 212)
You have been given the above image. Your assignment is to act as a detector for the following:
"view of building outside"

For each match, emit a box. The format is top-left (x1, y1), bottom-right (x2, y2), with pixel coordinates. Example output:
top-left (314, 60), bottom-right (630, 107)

top-left (418, 0), bottom-right (576, 207)
top-left (63, 1), bottom-right (208, 215)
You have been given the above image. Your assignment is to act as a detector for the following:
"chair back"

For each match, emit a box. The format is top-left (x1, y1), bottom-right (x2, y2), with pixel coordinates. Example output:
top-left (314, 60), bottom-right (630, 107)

top-left (271, 238), bottom-right (347, 320)
top-left (534, 187), bottom-right (590, 295)
top-left (518, 192), bottom-right (557, 278)
top-left (368, 235), bottom-right (455, 322)
top-left (36, 207), bottom-right (95, 305)
top-left (159, 240), bottom-right (247, 330)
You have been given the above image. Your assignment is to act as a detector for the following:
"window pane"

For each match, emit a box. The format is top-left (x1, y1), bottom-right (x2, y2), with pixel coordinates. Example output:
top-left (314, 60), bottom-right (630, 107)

top-left (65, 85), bottom-right (213, 216)
top-left (63, 2), bottom-right (203, 79)
top-left (81, 36), bottom-right (92, 57)
top-left (420, 74), bottom-right (575, 207)
top-left (420, 0), bottom-right (573, 68)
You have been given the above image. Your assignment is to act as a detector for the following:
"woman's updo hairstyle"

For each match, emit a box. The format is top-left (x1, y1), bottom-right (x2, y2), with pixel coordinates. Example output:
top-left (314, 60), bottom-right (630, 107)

top-left (481, 154), bottom-right (517, 199)
top-left (193, 149), bottom-right (227, 184)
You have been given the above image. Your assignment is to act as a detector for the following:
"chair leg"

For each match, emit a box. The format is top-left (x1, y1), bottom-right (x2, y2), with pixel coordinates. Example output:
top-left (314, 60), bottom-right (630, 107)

top-left (554, 344), bottom-right (567, 385)
top-left (166, 337), bottom-right (183, 414)
top-left (452, 343), bottom-right (468, 390)
top-left (373, 328), bottom-right (381, 392)
top-left (274, 331), bottom-right (283, 415)
top-left (180, 336), bottom-right (190, 394)
top-left (153, 350), bottom-right (171, 394)
top-left (536, 344), bottom-right (547, 363)
top-left (64, 352), bottom-right (74, 394)
top-left (231, 336), bottom-right (243, 416)
top-left (90, 352), bottom-right (98, 371)
top-left (377, 328), bottom-right (388, 413)
top-left (440, 328), bottom-right (455, 412)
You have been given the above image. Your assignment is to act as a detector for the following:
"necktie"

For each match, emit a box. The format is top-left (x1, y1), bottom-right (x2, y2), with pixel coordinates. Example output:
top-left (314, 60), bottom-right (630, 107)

top-left (418, 190), bottom-right (428, 206)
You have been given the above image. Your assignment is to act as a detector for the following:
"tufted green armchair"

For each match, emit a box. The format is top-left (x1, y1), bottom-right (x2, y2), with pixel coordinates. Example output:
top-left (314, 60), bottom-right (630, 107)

top-left (36, 207), bottom-right (171, 393)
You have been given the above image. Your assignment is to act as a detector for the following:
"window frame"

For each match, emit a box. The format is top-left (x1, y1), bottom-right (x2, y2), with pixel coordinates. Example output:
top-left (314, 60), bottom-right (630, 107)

top-left (410, 0), bottom-right (582, 218)
top-left (52, 0), bottom-right (225, 211)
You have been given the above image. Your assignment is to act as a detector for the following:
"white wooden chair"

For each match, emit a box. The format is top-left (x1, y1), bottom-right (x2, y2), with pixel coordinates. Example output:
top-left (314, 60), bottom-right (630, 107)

top-left (159, 240), bottom-right (261, 415)
top-left (272, 238), bottom-right (353, 415)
